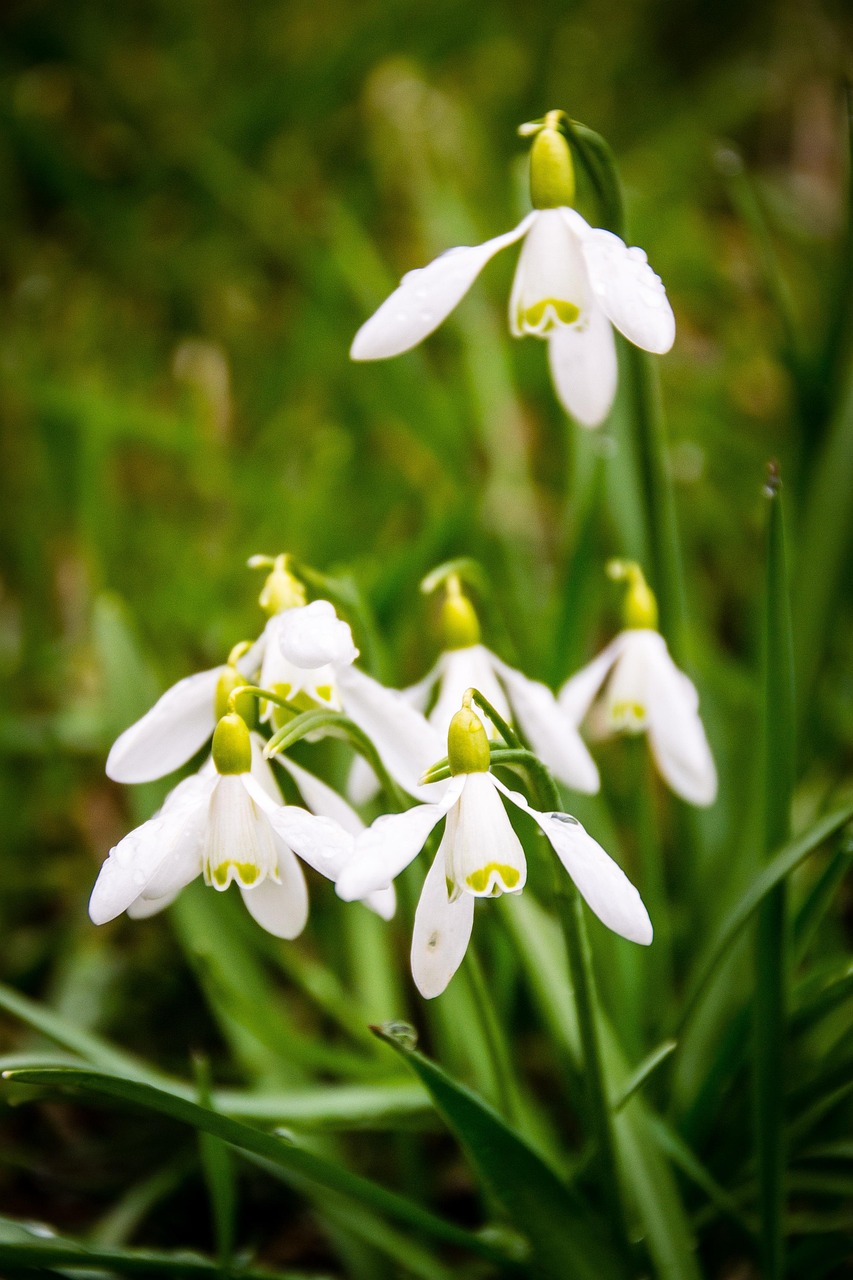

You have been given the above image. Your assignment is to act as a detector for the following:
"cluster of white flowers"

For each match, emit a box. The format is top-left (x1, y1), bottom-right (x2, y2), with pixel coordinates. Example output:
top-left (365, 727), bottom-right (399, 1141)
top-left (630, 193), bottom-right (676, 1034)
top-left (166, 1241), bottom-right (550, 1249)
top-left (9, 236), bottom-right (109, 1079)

top-left (91, 111), bottom-right (717, 999)
top-left (93, 545), bottom-right (715, 996)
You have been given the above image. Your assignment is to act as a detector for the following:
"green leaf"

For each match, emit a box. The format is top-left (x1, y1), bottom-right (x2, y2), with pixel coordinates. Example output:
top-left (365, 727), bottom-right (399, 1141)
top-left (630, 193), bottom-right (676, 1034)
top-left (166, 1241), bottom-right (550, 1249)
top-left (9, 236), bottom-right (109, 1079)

top-left (372, 1025), bottom-right (629, 1280)
top-left (0, 1067), bottom-right (507, 1266)
top-left (678, 802), bottom-right (853, 1034)
top-left (753, 475), bottom-right (795, 1280)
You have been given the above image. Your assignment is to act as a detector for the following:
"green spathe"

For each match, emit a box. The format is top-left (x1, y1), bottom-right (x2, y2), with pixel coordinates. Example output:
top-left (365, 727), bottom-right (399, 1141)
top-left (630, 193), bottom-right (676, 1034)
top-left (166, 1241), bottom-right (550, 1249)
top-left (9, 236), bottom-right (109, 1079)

top-left (212, 713), bottom-right (252, 775)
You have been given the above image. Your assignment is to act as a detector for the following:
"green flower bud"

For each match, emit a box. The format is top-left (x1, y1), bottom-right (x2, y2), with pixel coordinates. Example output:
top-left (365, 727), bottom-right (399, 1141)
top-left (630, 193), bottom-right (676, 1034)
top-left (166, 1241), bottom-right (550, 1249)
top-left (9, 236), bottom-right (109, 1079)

top-left (448, 695), bottom-right (491, 775)
top-left (440, 576), bottom-right (481, 649)
top-left (212, 712), bottom-right (252, 775)
top-left (607, 559), bottom-right (659, 631)
top-left (529, 113), bottom-right (575, 210)
top-left (255, 554), bottom-right (307, 617)
top-left (215, 667), bottom-right (258, 726)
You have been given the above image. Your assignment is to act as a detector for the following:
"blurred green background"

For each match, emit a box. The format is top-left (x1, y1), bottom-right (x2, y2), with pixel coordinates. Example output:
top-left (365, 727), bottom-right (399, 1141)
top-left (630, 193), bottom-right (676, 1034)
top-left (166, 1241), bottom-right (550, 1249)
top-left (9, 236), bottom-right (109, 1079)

top-left (1, 0), bottom-right (852, 1272)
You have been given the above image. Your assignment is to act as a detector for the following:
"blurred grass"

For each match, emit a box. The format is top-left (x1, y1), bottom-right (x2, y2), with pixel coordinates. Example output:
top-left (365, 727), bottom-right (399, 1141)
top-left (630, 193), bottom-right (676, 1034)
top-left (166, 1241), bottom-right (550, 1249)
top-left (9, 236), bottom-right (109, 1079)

top-left (1, 0), bottom-right (852, 1276)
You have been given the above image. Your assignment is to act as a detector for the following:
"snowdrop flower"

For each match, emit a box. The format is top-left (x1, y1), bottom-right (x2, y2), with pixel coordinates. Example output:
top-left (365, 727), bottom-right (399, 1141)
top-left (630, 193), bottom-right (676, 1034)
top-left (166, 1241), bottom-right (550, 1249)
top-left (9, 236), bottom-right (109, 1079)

top-left (356, 573), bottom-right (599, 796)
top-left (559, 561), bottom-right (717, 806)
top-left (337, 695), bottom-right (651, 998)
top-left (276, 600), bottom-right (444, 800)
top-left (106, 554), bottom-right (307, 784)
top-left (351, 112), bottom-right (675, 427)
top-left (91, 712), bottom-right (360, 938)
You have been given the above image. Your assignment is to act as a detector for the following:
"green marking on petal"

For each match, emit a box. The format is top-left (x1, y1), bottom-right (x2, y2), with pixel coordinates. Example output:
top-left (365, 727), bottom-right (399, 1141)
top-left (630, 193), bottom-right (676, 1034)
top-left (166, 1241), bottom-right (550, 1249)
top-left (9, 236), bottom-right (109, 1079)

top-left (210, 861), bottom-right (261, 889)
top-left (466, 863), bottom-right (521, 894)
top-left (611, 701), bottom-right (646, 729)
top-left (524, 298), bottom-right (580, 330)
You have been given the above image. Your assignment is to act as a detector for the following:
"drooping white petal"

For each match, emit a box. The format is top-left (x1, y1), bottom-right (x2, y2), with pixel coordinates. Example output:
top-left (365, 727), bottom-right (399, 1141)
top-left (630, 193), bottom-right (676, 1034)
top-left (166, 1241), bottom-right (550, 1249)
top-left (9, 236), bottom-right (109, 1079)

top-left (494, 778), bottom-right (652, 944)
top-left (276, 756), bottom-right (364, 836)
top-left (239, 844), bottom-right (309, 939)
top-left (565, 209), bottom-right (675, 355)
top-left (509, 209), bottom-right (592, 337)
top-left (126, 888), bottom-right (181, 919)
top-left (402, 658), bottom-right (443, 713)
top-left (258, 614), bottom-right (339, 718)
top-left (599, 629), bottom-right (657, 735)
top-left (428, 646), bottom-right (510, 739)
top-left (277, 600), bottom-right (359, 670)
top-left (351, 215), bottom-right (536, 361)
top-left (365, 884), bottom-right (397, 921)
top-left (546, 305), bottom-right (618, 427)
top-left (106, 667), bottom-right (224, 783)
top-left (346, 754), bottom-right (381, 806)
top-left (644, 641), bottom-right (717, 806)
top-left (246, 774), bottom-right (356, 882)
top-left (445, 771), bottom-right (526, 898)
top-left (558, 633), bottom-right (629, 725)
top-left (490, 654), bottom-right (600, 794)
top-left (203, 775), bottom-right (279, 891)
top-left (89, 774), bottom-right (213, 923)
top-left (411, 844), bottom-right (475, 998)
top-left (336, 777), bottom-right (465, 901)
top-left (250, 732), bottom-right (285, 802)
top-left (337, 664), bottom-right (446, 800)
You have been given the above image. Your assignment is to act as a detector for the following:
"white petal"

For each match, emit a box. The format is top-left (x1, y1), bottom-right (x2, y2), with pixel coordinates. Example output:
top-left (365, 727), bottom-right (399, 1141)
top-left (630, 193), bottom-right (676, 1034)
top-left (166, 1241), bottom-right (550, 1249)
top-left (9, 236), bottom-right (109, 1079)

top-left (250, 732), bottom-right (284, 802)
top-left (277, 600), bottom-right (358, 670)
top-left (566, 210), bottom-right (675, 354)
top-left (126, 887), bottom-right (181, 919)
top-left (411, 845), bottom-right (475, 998)
top-left (106, 667), bottom-right (224, 783)
top-left (427, 647), bottom-right (510, 740)
top-left (247, 775), bottom-right (356, 881)
top-left (240, 844), bottom-right (309, 939)
top-left (509, 209), bottom-right (592, 337)
top-left (276, 755), bottom-right (364, 836)
top-left (364, 884), bottom-right (397, 921)
top-left (402, 658), bottom-right (443, 713)
top-left (351, 215), bottom-right (536, 361)
top-left (89, 774), bottom-right (212, 923)
top-left (346, 754), bottom-right (381, 806)
top-left (501, 782), bottom-right (652, 945)
top-left (336, 777), bottom-right (464, 901)
top-left (337, 665), bottom-right (446, 800)
top-left (644, 641), bottom-right (717, 806)
top-left (558, 634), bottom-right (628, 725)
top-left (546, 306), bottom-right (617, 427)
top-left (490, 654), bottom-right (600, 793)
top-left (203, 775), bottom-right (279, 890)
top-left (446, 771), bottom-right (526, 897)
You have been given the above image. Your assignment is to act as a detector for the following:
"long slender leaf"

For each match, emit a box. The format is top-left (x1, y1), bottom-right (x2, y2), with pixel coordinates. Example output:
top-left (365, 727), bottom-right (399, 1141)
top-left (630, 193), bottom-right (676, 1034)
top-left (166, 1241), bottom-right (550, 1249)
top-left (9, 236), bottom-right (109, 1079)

top-left (372, 1025), bottom-right (628, 1280)
top-left (0, 1067), bottom-right (508, 1265)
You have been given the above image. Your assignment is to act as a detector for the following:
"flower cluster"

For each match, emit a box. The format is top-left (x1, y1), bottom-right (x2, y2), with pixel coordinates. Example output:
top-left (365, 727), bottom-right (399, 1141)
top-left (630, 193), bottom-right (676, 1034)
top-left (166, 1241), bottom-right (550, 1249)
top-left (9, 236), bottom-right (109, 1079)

top-left (92, 111), bottom-right (717, 1001)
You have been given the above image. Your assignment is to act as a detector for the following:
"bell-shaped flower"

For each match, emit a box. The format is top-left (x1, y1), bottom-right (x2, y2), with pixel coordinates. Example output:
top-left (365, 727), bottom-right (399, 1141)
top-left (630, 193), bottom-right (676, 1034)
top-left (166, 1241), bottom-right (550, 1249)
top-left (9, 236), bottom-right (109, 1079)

top-left (350, 119), bottom-right (674, 428)
top-left (91, 713), bottom-right (362, 938)
top-left (276, 600), bottom-right (445, 801)
top-left (558, 562), bottom-right (717, 806)
top-left (337, 698), bottom-right (651, 998)
top-left (106, 555), bottom-right (308, 784)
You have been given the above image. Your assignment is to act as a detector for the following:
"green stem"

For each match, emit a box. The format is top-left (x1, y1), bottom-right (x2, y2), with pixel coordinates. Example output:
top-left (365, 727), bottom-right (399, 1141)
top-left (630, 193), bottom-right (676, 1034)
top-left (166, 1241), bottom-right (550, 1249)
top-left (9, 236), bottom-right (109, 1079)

top-left (630, 741), bottom-right (675, 1034)
top-left (753, 472), bottom-right (794, 1280)
top-left (555, 876), bottom-right (630, 1248)
top-left (464, 943), bottom-right (524, 1131)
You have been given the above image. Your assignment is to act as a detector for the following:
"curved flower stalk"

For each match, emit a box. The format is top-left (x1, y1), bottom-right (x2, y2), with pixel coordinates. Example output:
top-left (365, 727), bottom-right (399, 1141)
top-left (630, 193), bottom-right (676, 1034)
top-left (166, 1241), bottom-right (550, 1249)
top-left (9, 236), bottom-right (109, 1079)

top-left (106, 554), bottom-right (308, 784)
top-left (337, 695), bottom-right (651, 998)
top-left (276, 600), bottom-right (445, 801)
top-left (91, 714), bottom-right (359, 939)
top-left (351, 113), bottom-right (674, 427)
top-left (559, 561), bottom-right (717, 806)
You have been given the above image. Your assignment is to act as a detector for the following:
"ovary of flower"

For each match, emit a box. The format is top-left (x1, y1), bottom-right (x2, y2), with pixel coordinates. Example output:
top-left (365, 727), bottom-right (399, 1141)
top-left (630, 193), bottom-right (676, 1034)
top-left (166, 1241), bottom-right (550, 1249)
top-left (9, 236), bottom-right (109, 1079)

top-left (91, 721), bottom-right (394, 934)
top-left (336, 771), bottom-right (652, 998)
top-left (559, 629), bottom-right (717, 807)
top-left (350, 207), bottom-right (675, 428)
top-left (277, 600), bottom-right (446, 800)
top-left (406, 643), bottom-right (600, 794)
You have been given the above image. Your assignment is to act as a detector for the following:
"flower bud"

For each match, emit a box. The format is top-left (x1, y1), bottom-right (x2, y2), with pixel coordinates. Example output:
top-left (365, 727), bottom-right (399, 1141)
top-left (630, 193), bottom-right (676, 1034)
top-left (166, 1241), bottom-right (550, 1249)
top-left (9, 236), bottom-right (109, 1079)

top-left (529, 114), bottom-right (575, 210)
top-left (607, 559), bottom-right (659, 631)
top-left (212, 712), bottom-right (252, 775)
top-left (448, 696), bottom-right (491, 775)
top-left (440, 577), bottom-right (480, 649)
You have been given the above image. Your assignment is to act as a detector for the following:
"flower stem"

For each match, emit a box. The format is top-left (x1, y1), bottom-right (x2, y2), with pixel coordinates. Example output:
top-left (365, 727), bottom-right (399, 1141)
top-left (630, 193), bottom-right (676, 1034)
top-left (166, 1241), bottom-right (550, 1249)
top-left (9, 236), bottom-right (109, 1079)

top-left (555, 873), bottom-right (630, 1248)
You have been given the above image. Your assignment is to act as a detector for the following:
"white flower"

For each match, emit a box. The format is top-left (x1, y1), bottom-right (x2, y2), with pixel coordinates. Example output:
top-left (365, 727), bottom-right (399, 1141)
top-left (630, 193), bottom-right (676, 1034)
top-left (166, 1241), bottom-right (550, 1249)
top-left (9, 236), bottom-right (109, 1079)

top-left (336, 770), bottom-right (651, 999)
top-left (95, 727), bottom-right (394, 931)
top-left (559, 629), bottom-right (717, 807)
top-left (350, 207), bottom-right (674, 427)
top-left (277, 601), bottom-right (445, 800)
